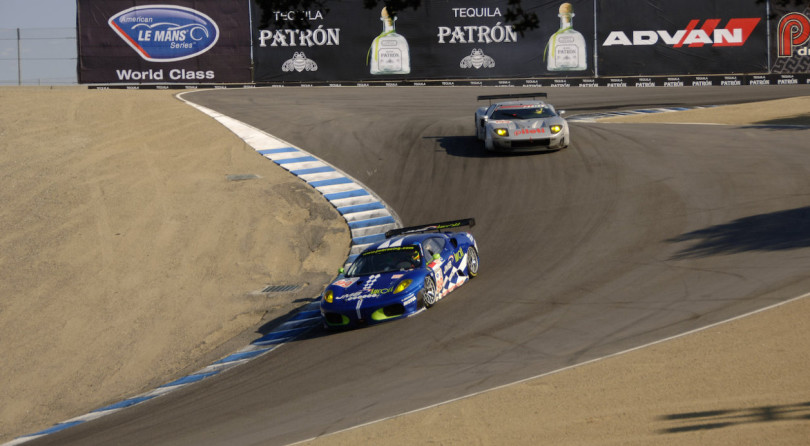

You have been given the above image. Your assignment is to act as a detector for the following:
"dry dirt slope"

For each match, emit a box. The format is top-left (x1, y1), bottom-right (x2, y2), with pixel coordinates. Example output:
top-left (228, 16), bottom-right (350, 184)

top-left (0, 87), bottom-right (349, 442)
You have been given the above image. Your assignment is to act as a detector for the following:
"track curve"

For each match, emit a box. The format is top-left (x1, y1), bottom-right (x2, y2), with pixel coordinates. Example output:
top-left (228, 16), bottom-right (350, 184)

top-left (32, 85), bottom-right (810, 446)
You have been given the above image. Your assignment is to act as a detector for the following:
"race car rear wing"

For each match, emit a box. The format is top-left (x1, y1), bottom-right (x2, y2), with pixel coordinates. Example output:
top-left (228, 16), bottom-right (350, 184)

top-left (477, 92), bottom-right (547, 103)
top-left (385, 218), bottom-right (476, 238)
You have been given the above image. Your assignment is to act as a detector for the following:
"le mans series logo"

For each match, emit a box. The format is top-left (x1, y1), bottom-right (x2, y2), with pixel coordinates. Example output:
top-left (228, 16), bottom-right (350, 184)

top-left (108, 5), bottom-right (219, 81)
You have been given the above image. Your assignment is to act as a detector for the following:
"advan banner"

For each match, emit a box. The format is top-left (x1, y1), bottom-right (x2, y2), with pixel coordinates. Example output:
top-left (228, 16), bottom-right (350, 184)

top-left (252, 0), bottom-right (597, 83)
top-left (78, 0), bottom-right (251, 84)
top-left (596, 0), bottom-right (768, 76)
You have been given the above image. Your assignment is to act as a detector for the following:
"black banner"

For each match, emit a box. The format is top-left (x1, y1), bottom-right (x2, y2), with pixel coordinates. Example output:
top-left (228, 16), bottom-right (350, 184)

top-left (596, 0), bottom-right (768, 76)
top-left (77, 1), bottom-right (809, 86)
top-left (78, 0), bottom-right (251, 83)
top-left (252, 0), bottom-right (597, 83)
top-left (770, 4), bottom-right (810, 74)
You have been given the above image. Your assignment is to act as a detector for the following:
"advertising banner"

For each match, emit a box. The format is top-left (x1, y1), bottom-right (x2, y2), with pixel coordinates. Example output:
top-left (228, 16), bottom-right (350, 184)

top-left (78, 0), bottom-right (251, 84)
top-left (252, 0), bottom-right (596, 83)
top-left (596, 0), bottom-right (768, 76)
top-left (771, 4), bottom-right (810, 75)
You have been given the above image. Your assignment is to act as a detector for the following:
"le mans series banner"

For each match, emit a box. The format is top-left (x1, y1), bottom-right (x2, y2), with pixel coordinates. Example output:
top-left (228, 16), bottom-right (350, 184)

top-left (253, 0), bottom-right (597, 82)
top-left (77, 0), bottom-right (251, 83)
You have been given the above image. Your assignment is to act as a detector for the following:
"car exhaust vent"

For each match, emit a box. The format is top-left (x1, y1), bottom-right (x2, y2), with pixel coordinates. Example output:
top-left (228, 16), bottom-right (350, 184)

top-left (261, 284), bottom-right (301, 293)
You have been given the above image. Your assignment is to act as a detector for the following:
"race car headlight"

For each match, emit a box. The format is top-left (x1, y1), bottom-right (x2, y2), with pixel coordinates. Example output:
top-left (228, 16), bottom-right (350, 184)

top-left (393, 279), bottom-right (412, 294)
top-left (550, 125), bottom-right (563, 134)
top-left (324, 289), bottom-right (334, 303)
top-left (494, 128), bottom-right (509, 137)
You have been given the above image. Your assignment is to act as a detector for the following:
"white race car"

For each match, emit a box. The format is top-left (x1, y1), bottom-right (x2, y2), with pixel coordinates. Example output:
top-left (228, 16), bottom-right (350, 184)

top-left (475, 92), bottom-right (570, 152)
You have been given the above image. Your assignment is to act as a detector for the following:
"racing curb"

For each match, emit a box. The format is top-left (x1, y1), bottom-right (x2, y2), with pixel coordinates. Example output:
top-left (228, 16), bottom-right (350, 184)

top-left (177, 94), bottom-right (402, 266)
top-left (567, 105), bottom-right (715, 122)
top-left (3, 91), bottom-right (401, 445)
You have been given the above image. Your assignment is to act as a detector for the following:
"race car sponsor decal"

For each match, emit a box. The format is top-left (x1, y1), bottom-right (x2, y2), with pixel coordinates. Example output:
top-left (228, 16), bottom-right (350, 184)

top-left (334, 274), bottom-right (388, 301)
top-left (338, 290), bottom-right (377, 301)
top-left (332, 277), bottom-right (360, 288)
top-left (361, 245), bottom-right (414, 256)
top-left (458, 252), bottom-right (468, 273)
top-left (514, 128), bottom-right (547, 135)
top-left (435, 273), bottom-right (445, 291)
top-left (362, 274), bottom-right (381, 289)
top-left (498, 104), bottom-right (538, 109)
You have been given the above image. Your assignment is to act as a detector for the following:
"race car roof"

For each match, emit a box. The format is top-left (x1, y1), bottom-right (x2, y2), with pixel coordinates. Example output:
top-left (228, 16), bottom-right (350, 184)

top-left (477, 92), bottom-right (547, 101)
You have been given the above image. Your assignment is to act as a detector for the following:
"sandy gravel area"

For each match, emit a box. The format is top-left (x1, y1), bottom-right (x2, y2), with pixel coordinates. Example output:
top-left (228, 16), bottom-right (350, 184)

top-left (306, 296), bottom-right (810, 446)
top-left (1, 88), bottom-right (808, 445)
top-left (0, 87), bottom-right (349, 442)
top-left (600, 96), bottom-right (810, 126)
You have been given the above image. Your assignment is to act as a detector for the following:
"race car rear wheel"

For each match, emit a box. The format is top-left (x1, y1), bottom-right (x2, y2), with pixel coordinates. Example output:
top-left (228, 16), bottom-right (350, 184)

top-left (467, 247), bottom-right (479, 278)
top-left (421, 276), bottom-right (437, 308)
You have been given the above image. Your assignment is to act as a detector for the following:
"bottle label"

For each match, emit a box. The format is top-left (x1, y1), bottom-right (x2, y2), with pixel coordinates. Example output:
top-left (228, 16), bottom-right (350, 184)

top-left (555, 45), bottom-right (579, 67)
top-left (378, 48), bottom-right (403, 71)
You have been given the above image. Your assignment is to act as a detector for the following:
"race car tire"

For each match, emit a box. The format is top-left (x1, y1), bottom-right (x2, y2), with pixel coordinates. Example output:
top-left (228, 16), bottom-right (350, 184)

top-left (421, 276), bottom-right (437, 308)
top-left (467, 247), bottom-right (479, 278)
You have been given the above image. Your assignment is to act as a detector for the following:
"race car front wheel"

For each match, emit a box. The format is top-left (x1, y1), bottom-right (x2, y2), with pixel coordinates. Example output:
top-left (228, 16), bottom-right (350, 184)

top-left (467, 247), bottom-right (479, 278)
top-left (421, 276), bottom-right (437, 308)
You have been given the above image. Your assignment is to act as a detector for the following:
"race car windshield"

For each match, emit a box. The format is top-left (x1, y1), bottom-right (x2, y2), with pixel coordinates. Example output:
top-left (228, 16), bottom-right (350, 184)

top-left (346, 246), bottom-right (422, 277)
top-left (491, 106), bottom-right (556, 120)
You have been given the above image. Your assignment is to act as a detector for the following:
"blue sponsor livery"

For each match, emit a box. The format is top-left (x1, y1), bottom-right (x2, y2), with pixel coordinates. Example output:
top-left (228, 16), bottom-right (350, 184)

top-left (109, 5), bottom-right (219, 62)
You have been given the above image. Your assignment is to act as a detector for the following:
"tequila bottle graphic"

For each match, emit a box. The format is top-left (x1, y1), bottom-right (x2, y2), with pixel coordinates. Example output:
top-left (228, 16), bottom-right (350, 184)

top-left (545, 3), bottom-right (587, 71)
top-left (369, 7), bottom-right (410, 75)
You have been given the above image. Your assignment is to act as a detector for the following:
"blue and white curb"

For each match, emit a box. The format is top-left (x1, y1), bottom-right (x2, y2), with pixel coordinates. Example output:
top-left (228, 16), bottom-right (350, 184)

top-left (178, 95), bottom-right (401, 267)
top-left (3, 92), bottom-right (401, 445)
top-left (567, 105), bottom-right (715, 123)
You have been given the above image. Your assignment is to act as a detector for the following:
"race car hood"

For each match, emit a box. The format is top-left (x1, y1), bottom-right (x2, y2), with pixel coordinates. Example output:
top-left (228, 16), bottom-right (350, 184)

top-left (324, 269), bottom-right (426, 307)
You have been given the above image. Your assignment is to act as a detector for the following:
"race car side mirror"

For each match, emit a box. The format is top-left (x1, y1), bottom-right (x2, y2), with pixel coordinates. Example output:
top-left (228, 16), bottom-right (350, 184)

top-left (560, 110), bottom-right (566, 115)
top-left (433, 253), bottom-right (441, 260)
top-left (339, 267), bottom-right (345, 274)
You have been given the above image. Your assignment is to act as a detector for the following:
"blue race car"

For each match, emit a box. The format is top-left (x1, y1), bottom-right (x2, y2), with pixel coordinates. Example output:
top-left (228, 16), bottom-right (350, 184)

top-left (320, 219), bottom-right (479, 329)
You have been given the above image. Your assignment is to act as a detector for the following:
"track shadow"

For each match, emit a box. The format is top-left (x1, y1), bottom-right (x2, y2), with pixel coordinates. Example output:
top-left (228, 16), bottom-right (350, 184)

top-left (425, 135), bottom-right (559, 158)
top-left (749, 114), bottom-right (810, 127)
top-left (668, 206), bottom-right (810, 260)
top-left (658, 401), bottom-right (810, 434)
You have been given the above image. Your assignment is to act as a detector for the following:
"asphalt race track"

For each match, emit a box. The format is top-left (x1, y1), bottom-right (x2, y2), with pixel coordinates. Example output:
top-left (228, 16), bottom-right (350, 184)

top-left (32, 85), bottom-right (810, 445)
